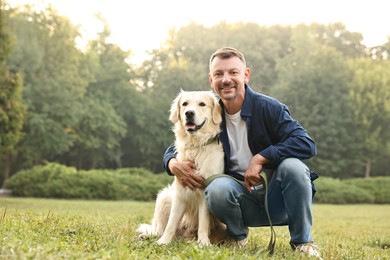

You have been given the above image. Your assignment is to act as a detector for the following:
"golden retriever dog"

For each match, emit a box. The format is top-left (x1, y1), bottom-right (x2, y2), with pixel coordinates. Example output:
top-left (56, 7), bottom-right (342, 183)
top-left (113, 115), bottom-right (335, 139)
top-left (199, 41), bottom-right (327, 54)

top-left (137, 90), bottom-right (227, 245)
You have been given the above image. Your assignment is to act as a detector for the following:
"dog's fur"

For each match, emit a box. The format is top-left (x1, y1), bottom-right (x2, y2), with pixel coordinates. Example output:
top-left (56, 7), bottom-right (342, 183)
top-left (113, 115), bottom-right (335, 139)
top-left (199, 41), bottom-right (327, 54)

top-left (137, 90), bottom-right (227, 245)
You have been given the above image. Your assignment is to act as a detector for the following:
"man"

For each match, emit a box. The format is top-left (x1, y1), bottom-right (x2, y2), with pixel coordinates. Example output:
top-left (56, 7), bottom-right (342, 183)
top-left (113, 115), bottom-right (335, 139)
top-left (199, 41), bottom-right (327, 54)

top-left (163, 47), bottom-right (321, 258)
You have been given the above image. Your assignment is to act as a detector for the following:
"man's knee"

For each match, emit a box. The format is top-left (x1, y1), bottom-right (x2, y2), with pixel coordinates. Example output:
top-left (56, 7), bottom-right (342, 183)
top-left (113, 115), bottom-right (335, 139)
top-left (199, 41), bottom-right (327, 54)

top-left (276, 158), bottom-right (311, 183)
top-left (278, 158), bottom-right (308, 173)
top-left (205, 177), bottom-right (241, 210)
top-left (205, 178), bottom-right (228, 207)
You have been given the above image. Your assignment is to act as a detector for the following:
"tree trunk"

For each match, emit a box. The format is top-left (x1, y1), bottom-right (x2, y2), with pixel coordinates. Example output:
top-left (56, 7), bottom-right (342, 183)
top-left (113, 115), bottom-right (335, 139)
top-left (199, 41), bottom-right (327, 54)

top-left (1, 151), bottom-right (11, 188)
top-left (364, 158), bottom-right (371, 178)
top-left (77, 148), bottom-right (83, 170)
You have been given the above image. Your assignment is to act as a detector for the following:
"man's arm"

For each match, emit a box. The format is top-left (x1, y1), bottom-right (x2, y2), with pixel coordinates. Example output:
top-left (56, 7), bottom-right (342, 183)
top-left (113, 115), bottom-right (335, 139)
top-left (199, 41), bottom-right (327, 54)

top-left (259, 104), bottom-right (316, 168)
top-left (162, 144), bottom-right (177, 176)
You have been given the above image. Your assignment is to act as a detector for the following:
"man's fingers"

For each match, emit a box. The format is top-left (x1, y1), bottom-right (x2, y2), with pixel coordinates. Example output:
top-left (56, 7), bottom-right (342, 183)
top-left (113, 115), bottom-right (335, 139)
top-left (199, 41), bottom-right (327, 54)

top-left (178, 172), bottom-right (205, 190)
top-left (191, 174), bottom-right (205, 189)
top-left (187, 161), bottom-right (196, 169)
top-left (244, 179), bottom-right (252, 193)
top-left (244, 171), bottom-right (262, 193)
top-left (172, 160), bottom-right (206, 190)
top-left (185, 179), bottom-right (203, 190)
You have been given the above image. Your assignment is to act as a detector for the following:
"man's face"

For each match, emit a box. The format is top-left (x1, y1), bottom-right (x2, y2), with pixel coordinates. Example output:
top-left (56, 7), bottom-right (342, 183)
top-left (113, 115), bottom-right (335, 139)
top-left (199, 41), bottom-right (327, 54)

top-left (209, 56), bottom-right (250, 101)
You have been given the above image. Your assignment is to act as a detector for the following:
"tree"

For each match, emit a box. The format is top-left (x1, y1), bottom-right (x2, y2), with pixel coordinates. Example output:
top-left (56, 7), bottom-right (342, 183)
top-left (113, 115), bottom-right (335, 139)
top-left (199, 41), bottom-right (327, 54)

top-left (347, 59), bottom-right (390, 177)
top-left (67, 97), bottom-right (127, 169)
top-left (273, 26), bottom-right (356, 177)
top-left (306, 22), bottom-right (366, 58)
top-left (64, 24), bottom-right (129, 169)
top-left (0, 2), bottom-right (26, 186)
top-left (7, 5), bottom-right (88, 168)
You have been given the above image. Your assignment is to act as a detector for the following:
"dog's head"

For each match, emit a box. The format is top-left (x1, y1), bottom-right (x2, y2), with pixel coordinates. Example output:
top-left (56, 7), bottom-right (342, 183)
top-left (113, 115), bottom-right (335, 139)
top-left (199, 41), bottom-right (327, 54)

top-left (169, 90), bottom-right (222, 136)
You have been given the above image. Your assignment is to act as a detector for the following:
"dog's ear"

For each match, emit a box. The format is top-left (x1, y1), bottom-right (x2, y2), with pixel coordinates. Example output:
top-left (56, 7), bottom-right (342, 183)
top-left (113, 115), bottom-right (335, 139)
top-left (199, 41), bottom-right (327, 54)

top-left (211, 95), bottom-right (222, 125)
top-left (169, 92), bottom-right (182, 123)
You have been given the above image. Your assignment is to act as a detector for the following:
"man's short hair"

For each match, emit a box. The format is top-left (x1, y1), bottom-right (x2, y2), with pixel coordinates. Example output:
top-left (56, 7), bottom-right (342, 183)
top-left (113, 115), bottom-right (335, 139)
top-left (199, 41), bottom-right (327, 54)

top-left (209, 47), bottom-right (246, 69)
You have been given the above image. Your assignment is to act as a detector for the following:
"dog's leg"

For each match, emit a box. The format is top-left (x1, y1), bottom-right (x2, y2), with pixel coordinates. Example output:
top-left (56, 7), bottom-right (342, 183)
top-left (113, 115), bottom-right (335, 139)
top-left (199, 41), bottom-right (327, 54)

top-left (197, 197), bottom-right (211, 246)
top-left (157, 196), bottom-right (186, 245)
top-left (152, 187), bottom-right (172, 236)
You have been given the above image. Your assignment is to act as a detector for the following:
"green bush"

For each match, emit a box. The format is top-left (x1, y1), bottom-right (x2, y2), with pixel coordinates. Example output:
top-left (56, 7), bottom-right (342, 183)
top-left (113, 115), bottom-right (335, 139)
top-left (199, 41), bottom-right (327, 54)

top-left (3, 163), bottom-right (77, 197)
top-left (314, 177), bottom-right (375, 204)
top-left (343, 177), bottom-right (390, 204)
top-left (4, 163), bottom-right (172, 201)
top-left (4, 163), bottom-right (390, 203)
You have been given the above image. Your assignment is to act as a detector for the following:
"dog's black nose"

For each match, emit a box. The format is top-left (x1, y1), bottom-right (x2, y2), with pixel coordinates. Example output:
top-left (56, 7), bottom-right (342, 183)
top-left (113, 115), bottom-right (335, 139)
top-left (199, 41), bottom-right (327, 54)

top-left (185, 110), bottom-right (195, 118)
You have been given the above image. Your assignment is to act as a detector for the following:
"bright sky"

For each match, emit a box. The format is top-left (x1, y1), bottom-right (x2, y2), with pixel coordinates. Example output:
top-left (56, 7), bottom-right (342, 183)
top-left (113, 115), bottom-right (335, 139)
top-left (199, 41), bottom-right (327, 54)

top-left (8, 0), bottom-right (390, 64)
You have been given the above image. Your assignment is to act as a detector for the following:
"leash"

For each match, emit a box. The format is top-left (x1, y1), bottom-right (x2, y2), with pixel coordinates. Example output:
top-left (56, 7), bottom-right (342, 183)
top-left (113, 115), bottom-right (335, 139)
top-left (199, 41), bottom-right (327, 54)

top-left (259, 171), bottom-right (276, 254)
top-left (204, 171), bottom-right (276, 254)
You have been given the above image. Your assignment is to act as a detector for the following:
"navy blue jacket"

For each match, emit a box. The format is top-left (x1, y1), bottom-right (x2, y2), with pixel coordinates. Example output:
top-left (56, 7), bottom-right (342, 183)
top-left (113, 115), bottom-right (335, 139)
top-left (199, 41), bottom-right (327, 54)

top-left (163, 85), bottom-right (316, 181)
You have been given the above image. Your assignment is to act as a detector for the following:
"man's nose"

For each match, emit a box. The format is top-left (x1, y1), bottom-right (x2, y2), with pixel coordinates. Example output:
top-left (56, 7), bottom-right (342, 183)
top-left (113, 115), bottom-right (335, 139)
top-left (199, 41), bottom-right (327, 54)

top-left (222, 73), bottom-right (231, 83)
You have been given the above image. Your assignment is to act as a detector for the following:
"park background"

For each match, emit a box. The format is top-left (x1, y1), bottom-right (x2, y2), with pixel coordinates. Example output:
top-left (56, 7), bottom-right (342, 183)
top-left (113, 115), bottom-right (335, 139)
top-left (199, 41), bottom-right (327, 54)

top-left (2, 0), bottom-right (390, 186)
top-left (1, 2), bottom-right (389, 259)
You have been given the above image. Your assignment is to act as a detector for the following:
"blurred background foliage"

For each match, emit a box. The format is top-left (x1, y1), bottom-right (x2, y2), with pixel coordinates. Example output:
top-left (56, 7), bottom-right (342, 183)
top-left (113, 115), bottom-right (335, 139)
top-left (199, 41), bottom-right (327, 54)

top-left (1, 2), bottom-right (389, 188)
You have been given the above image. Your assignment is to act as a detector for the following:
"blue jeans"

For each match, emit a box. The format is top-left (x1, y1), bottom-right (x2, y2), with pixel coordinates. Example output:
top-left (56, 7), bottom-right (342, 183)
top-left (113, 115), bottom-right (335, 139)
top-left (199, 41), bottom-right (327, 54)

top-left (205, 158), bottom-right (316, 245)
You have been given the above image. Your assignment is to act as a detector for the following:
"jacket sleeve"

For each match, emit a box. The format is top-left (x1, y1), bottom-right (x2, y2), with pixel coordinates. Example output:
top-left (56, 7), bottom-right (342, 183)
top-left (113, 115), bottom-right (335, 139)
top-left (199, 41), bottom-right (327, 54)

top-left (162, 144), bottom-right (177, 176)
top-left (258, 103), bottom-right (316, 168)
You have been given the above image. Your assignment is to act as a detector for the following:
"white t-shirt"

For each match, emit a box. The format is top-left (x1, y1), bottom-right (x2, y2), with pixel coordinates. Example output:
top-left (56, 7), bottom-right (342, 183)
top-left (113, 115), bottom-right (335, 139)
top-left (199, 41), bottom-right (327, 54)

top-left (225, 111), bottom-right (253, 176)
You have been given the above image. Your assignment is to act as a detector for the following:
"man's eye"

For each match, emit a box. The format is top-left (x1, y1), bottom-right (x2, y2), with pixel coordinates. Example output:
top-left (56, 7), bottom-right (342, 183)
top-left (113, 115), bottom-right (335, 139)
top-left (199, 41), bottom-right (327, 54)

top-left (182, 102), bottom-right (188, 106)
top-left (199, 102), bottom-right (206, 107)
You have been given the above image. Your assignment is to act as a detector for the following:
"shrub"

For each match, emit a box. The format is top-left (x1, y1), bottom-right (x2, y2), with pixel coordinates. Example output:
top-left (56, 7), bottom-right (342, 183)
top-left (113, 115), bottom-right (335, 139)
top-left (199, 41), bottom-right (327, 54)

top-left (4, 163), bottom-right (77, 197)
top-left (314, 177), bottom-right (375, 204)
top-left (4, 163), bottom-right (173, 201)
top-left (5, 163), bottom-right (389, 203)
top-left (114, 169), bottom-right (172, 201)
top-left (343, 177), bottom-right (390, 204)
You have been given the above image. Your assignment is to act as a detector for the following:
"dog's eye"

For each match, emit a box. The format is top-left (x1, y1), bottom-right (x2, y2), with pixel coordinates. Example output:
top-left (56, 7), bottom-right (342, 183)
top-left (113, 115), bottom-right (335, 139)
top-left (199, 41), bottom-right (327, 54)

top-left (199, 102), bottom-right (206, 107)
top-left (182, 102), bottom-right (188, 106)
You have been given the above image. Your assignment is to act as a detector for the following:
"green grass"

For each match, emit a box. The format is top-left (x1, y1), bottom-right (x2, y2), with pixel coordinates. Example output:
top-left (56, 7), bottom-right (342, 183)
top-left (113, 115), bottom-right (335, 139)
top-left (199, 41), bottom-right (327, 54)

top-left (0, 198), bottom-right (389, 259)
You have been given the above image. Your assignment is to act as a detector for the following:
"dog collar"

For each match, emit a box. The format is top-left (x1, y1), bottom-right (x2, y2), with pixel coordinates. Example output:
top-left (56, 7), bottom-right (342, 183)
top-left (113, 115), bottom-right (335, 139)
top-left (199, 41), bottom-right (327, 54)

top-left (184, 134), bottom-right (220, 148)
top-left (203, 134), bottom-right (219, 146)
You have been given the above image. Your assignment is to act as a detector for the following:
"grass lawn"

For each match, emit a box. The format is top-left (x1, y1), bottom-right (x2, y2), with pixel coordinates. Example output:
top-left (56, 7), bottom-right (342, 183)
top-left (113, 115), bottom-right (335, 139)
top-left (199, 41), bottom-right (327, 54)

top-left (0, 198), bottom-right (389, 259)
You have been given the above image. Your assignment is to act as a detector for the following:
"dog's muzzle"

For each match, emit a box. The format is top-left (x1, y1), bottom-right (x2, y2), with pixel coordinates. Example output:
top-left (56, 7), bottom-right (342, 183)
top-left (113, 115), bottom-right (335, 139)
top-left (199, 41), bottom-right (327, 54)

top-left (185, 110), bottom-right (205, 133)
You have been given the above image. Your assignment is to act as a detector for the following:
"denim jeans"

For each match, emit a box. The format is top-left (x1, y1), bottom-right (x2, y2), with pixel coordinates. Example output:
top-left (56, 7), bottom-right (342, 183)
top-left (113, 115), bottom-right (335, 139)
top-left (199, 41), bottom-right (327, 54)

top-left (205, 158), bottom-right (315, 244)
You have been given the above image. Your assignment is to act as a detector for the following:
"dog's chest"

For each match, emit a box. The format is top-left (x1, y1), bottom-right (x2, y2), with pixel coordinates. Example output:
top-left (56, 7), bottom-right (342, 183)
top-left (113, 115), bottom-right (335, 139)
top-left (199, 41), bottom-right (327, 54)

top-left (177, 143), bottom-right (224, 179)
top-left (182, 147), bottom-right (203, 162)
top-left (179, 145), bottom-right (212, 163)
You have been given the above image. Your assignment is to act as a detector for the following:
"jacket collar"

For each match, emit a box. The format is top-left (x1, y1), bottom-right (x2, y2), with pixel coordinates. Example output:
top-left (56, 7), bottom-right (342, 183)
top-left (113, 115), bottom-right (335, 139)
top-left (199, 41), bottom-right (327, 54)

top-left (241, 84), bottom-right (254, 118)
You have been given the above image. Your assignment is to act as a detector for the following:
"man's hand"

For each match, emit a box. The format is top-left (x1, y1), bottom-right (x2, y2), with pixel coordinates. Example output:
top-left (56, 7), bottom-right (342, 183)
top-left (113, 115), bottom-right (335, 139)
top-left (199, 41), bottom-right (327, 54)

top-left (168, 158), bottom-right (205, 190)
top-left (244, 154), bottom-right (269, 193)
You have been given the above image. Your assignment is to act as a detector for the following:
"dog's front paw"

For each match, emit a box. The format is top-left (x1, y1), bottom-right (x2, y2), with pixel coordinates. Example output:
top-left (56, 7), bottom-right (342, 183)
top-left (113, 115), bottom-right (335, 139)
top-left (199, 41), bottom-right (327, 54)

top-left (138, 233), bottom-right (151, 240)
top-left (197, 238), bottom-right (211, 247)
top-left (137, 224), bottom-right (153, 240)
top-left (157, 236), bottom-right (172, 245)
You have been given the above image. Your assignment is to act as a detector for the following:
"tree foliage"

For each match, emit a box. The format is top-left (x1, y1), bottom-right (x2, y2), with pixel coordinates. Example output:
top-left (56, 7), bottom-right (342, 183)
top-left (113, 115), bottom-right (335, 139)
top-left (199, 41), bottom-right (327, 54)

top-left (272, 26), bottom-right (357, 177)
top-left (7, 5), bottom-right (87, 169)
top-left (0, 1), bottom-right (26, 186)
top-left (347, 59), bottom-right (390, 177)
top-left (1, 2), bottom-right (389, 181)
